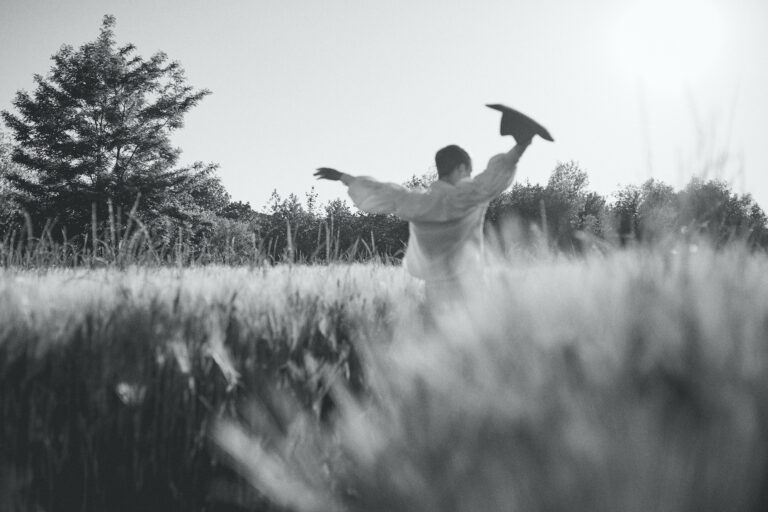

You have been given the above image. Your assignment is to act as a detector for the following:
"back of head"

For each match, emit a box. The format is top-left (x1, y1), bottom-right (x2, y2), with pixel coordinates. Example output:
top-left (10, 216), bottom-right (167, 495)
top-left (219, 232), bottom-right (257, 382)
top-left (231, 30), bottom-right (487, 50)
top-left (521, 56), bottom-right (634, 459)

top-left (435, 145), bottom-right (471, 178)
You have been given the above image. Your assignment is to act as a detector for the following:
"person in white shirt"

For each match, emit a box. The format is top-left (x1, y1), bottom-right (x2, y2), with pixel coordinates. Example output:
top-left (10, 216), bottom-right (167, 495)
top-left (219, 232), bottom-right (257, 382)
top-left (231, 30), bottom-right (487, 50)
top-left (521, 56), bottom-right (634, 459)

top-left (314, 104), bottom-right (553, 303)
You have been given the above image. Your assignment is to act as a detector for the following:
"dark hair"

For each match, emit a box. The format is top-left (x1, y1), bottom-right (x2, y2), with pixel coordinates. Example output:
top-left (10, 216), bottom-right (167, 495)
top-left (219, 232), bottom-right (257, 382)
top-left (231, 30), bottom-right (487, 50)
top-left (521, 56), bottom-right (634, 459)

top-left (435, 145), bottom-right (471, 178)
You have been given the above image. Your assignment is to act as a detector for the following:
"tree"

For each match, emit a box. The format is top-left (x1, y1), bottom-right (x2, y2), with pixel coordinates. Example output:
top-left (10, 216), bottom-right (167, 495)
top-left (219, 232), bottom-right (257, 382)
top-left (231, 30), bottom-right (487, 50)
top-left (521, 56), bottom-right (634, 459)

top-left (677, 178), bottom-right (767, 246)
top-left (1, 15), bottom-right (215, 237)
top-left (0, 128), bottom-right (36, 232)
top-left (611, 184), bottom-right (642, 244)
top-left (546, 161), bottom-right (589, 199)
top-left (0, 130), bottom-right (19, 226)
top-left (635, 179), bottom-right (677, 243)
top-left (221, 200), bottom-right (259, 223)
top-left (165, 162), bottom-right (230, 220)
top-left (403, 169), bottom-right (437, 191)
top-left (542, 161), bottom-right (592, 248)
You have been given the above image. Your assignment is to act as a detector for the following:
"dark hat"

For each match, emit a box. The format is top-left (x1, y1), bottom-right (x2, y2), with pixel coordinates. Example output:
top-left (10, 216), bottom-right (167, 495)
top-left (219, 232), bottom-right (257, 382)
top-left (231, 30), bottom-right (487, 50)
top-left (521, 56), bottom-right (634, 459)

top-left (486, 104), bottom-right (554, 142)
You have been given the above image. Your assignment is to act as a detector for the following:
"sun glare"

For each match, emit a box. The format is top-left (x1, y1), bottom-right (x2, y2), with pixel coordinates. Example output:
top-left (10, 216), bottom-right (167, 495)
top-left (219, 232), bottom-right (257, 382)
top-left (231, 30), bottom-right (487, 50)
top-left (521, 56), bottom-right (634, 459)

top-left (611, 0), bottom-right (727, 92)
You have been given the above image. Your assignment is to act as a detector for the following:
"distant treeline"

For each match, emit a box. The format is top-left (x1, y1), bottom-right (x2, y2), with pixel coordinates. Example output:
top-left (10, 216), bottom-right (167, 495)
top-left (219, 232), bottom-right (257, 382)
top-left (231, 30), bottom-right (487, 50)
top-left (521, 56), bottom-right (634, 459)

top-left (211, 164), bottom-right (768, 262)
top-left (3, 150), bottom-right (768, 267)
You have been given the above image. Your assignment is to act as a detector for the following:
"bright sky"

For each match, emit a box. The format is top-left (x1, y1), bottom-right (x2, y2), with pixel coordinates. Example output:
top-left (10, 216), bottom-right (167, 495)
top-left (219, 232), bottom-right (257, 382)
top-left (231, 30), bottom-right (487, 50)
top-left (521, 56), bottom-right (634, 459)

top-left (1, 0), bottom-right (767, 210)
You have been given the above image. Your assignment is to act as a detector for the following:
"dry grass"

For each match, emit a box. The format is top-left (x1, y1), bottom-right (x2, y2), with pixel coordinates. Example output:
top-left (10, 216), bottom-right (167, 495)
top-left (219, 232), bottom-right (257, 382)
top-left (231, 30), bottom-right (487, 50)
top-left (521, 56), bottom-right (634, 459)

top-left (217, 244), bottom-right (768, 512)
top-left (0, 263), bottom-right (416, 511)
top-left (3, 243), bottom-right (768, 511)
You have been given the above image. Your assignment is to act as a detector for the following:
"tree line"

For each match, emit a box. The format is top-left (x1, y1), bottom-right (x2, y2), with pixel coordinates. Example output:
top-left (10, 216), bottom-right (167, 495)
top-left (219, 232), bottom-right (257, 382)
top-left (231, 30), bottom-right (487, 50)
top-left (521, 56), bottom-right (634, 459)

top-left (2, 15), bottom-right (767, 266)
top-left (214, 165), bottom-right (768, 263)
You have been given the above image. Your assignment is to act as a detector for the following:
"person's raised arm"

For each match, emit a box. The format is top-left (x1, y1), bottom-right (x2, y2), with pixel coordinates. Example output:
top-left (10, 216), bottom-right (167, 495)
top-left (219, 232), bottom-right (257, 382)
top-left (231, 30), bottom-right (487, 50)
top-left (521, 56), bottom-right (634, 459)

top-left (452, 141), bottom-right (529, 209)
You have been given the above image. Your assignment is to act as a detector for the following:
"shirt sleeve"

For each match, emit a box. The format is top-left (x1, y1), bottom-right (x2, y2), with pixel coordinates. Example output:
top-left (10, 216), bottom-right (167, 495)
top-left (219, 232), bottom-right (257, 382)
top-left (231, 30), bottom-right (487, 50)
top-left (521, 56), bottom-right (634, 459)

top-left (347, 177), bottom-right (435, 221)
top-left (452, 147), bottom-right (521, 209)
top-left (345, 146), bottom-right (521, 222)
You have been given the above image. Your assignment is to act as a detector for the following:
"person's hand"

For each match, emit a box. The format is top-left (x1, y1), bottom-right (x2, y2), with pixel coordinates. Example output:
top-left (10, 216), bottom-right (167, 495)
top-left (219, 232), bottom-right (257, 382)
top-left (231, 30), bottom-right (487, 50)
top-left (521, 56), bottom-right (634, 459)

top-left (314, 168), bottom-right (343, 181)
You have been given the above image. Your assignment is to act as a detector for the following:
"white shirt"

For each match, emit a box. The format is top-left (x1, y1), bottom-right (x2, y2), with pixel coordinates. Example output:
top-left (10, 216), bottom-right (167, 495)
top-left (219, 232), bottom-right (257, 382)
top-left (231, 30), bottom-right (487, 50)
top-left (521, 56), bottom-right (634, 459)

top-left (345, 148), bottom-right (521, 281)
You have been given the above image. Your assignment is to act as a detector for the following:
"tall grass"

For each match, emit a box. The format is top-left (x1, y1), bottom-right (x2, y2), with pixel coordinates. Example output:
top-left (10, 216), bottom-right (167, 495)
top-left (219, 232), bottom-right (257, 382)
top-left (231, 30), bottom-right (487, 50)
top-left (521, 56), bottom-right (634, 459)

top-left (0, 264), bottom-right (419, 511)
top-left (4, 236), bottom-right (768, 511)
top-left (0, 201), bottom-right (392, 269)
top-left (216, 244), bottom-right (768, 512)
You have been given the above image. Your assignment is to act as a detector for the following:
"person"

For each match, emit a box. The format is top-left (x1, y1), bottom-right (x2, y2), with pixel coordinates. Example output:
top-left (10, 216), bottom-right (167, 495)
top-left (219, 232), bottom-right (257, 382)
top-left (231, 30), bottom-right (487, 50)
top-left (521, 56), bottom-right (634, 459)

top-left (314, 104), bottom-right (552, 303)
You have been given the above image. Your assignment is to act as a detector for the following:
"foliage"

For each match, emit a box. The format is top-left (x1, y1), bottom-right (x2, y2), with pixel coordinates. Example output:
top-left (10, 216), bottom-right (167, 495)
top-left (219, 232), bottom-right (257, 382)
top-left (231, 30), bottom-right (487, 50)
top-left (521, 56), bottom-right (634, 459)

top-left (4, 165), bottom-right (768, 269)
top-left (0, 129), bottom-right (30, 227)
top-left (486, 161), bottom-right (606, 250)
top-left (402, 169), bottom-right (437, 191)
top-left (484, 163), bottom-right (768, 252)
top-left (221, 200), bottom-right (260, 223)
top-left (250, 189), bottom-right (407, 263)
top-left (0, 15), bottom-right (218, 239)
top-left (608, 178), bottom-right (768, 247)
top-left (677, 178), bottom-right (767, 245)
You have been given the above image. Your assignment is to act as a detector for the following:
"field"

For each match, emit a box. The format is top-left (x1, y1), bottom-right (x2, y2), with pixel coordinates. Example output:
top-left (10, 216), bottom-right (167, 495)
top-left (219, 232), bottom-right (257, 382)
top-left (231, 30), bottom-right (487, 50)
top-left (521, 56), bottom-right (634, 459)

top-left (3, 244), bottom-right (768, 511)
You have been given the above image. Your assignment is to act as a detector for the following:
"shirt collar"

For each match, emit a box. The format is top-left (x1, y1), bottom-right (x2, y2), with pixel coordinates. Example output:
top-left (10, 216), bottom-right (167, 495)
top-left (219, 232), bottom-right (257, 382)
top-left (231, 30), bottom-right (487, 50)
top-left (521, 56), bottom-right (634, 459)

top-left (430, 179), bottom-right (455, 190)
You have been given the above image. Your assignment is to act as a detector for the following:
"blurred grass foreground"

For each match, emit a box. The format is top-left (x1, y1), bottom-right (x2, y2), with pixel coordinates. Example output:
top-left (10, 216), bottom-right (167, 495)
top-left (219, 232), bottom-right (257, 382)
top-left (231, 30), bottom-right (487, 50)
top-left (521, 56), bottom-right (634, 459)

top-left (3, 244), bottom-right (768, 511)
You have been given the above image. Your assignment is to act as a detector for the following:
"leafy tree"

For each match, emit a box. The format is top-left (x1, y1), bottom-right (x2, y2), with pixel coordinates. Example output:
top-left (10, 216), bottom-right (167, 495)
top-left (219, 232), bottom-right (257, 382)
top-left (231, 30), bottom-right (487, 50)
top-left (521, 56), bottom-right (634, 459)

top-left (403, 169), bottom-right (437, 191)
top-left (323, 198), bottom-right (357, 252)
top-left (324, 198), bottom-right (353, 222)
top-left (677, 178), bottom-right (767, 246)
top-left (542, 161), bottom-right (592, 248)
top-left (221, 200), bottom-right (259, 223)
top-left (305, 186), bottom-right (320, 216)
top-left (635, 179), bottom-right (677, 243)
top-left (611, 184), bottom-right (642, 245)
top-left (260, 190), bottom-right (314, 259)
top-left (609, 179), bottom-right (676, 245)
top-left (1, 15), bottom-right (215, 238)
top-left (747, 203), bottom-right (768, 247)
top-left (485, 162), bottom-right (608, 251)
top-left (496, 181), bottom-right (547, 224)
top-left (356, 212), bottom-right (409, 258)
top-left (0, 129), bottom-right (22, 228)
top-left (579, 190), bottom-right (608, 240)
top-left (546, 161), bottom-right (589, 199)
top-left (164, 162), bottom-right (230, 220)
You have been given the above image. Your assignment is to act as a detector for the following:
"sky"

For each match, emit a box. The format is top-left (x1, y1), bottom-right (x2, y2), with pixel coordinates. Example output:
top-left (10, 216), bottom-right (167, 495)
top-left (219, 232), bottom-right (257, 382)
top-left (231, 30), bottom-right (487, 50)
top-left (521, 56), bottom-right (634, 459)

top-left (1, 0), bottom-right (767, 210)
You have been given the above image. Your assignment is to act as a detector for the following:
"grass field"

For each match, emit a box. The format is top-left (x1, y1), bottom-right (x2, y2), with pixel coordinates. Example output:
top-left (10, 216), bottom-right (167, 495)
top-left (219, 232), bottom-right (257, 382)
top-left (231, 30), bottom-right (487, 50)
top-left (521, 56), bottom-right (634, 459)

top-left (3, 244), bottom-right (768, 511)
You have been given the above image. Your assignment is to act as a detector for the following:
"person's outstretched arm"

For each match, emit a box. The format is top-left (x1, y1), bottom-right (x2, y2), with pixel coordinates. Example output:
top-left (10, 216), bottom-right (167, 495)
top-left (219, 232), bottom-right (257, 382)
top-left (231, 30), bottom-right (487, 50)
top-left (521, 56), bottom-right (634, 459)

top-left (314, 167), bottom-right (434, 221)
top-left (314, 168), bottom-right (355, 187)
